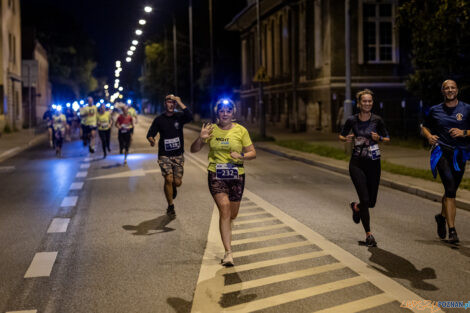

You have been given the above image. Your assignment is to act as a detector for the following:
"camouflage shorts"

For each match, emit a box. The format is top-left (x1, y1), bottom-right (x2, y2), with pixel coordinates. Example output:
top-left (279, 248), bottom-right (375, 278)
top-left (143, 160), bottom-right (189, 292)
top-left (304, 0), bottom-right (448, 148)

top-left (158, 155), bottom-right (185, 178)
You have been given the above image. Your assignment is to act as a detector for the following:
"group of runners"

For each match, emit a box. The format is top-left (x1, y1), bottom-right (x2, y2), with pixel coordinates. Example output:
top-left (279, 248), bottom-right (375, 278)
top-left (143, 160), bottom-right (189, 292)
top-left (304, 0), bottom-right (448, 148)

top-left (147, 79), bottom-right (466, 268)
top-left (43, 96), bottom-right (138, 162)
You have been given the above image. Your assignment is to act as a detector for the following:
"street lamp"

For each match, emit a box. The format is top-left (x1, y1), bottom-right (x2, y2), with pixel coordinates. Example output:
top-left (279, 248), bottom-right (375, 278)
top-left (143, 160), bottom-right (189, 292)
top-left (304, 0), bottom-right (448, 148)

top-left (118, 87), bottom-right (123, 91)
top-left (130, 46), bottom-right (136, 51)
top-left (104, 85), bottom-right (109, 90)
top-left (126, 57), bottom-right (132, 62)
top-left (135, 29), bottom-right (143, 36)
top-left (116, 60), bottom-right (121, 67)
top-left (144, 6), bottom-right (152, 13)
top-left (139, 19), bottom-right (146, 25)
top-left (132, 40), bottom-right (138, 45)
top-left (127, 51), bottom-right (134, 56)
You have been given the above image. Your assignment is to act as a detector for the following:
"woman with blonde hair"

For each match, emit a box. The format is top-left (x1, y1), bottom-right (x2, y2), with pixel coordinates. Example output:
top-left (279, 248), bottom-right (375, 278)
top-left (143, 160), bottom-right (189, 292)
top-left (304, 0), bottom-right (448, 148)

top-left (339, 89), bottom-right (390, 247)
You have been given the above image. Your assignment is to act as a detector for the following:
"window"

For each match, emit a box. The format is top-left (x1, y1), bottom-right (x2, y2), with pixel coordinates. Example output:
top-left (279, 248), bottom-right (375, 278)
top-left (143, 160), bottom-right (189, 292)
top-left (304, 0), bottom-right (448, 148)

top-left (359, 1), bottom-right (397, 64)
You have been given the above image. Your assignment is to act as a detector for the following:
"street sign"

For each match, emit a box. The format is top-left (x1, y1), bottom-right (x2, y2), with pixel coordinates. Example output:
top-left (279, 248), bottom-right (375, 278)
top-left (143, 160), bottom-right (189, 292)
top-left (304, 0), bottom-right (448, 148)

top-left (253, 66), bottom-right (269, 83)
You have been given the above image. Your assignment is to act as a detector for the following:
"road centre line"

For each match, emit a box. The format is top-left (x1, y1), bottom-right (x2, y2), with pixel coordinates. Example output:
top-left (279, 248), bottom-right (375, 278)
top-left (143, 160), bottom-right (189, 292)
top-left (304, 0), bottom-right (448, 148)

top-left (223, 262), bottom-right (346, 293)
top-left (312, 293), bottom-right (395, 313)
top-left (80, 163), bottom-right (90, 169)
top-left (83, 157), bottom-right (93, 162)
top-left (76, 171), bottom-right (88, 178)
top-left (60, 196), bottom-right (78, 207)
top-left (231, 231), bottom-right (299, 245)
top-left (221, 251), bottom-right (327, 274)
top-left (224, 276), bottom-right (368, 312)
top-left (47, 218), bottom-right (70, 233)
top-left (24, 252), bottom-right (58, 278)
top-left (69, 182), bottom-right (84, 190)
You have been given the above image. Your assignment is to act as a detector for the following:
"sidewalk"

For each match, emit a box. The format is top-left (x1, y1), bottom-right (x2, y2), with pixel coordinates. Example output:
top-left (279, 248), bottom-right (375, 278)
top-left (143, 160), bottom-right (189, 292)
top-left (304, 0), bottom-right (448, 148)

top-left (0, 127), bottom-right (47, 163)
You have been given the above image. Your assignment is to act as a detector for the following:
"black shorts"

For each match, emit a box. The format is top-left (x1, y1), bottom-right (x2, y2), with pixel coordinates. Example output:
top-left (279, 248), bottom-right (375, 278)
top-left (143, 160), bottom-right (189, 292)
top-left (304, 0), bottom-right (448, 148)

top-left (208, 171), bottom-right (245, 202)
top-left (86, 125), bottom-right (97, 132)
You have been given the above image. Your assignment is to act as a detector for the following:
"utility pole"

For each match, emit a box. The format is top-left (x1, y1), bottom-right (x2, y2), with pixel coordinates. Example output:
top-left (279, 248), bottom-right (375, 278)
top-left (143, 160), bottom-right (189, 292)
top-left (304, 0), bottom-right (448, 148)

top-left (209, 0), bottom-right (215, 121)
top-left (189, 0), bottom-right (194, 114)
top-left (173, 15), bottom-right (178, 95)
top-left (256, 0), bottom-right (266, 138)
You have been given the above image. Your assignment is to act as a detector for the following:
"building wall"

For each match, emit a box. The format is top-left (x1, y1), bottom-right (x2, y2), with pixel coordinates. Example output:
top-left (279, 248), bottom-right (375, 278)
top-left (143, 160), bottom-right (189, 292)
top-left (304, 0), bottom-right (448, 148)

top-left (230, 0), bottom-right (412, 134)
top-left (0, 0), bottom-right (22, 131)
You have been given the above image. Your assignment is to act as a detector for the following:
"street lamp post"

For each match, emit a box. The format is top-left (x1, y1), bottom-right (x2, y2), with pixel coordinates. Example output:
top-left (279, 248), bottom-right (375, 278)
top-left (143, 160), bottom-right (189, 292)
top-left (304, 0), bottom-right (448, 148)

top-left (256, 0), bottom-right (266, 138)
top-left (189, 0), bottom-right (194, 115)
top-left (209, 0), bottom-right (215, 121)
top-left (173, 15), bottom-right (178, 95)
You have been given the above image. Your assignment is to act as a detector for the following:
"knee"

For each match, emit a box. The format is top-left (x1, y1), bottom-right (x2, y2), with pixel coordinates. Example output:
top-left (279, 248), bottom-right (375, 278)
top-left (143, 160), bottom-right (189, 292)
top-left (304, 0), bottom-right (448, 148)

top-left (164, 176), bottom-right (174, 185)
top-left (174, 178), bottom-right (182, 187)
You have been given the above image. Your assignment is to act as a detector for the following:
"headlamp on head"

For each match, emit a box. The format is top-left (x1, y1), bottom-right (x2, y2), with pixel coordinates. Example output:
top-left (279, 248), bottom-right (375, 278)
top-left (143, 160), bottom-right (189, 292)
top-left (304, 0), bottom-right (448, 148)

top-left (214, 98), bottom-right (236, 114)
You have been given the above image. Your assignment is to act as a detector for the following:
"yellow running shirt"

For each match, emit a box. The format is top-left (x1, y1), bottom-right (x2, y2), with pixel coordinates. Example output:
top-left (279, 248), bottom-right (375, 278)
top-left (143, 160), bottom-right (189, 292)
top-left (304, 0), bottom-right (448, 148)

top-left (128, 107), bottom-right (137, 128)
top-left (97, 111), bottom-right (111, 130)
top-left (84, 106), bottom-right (97, 126)
top-left (206, 123), bottom-right (252, 175)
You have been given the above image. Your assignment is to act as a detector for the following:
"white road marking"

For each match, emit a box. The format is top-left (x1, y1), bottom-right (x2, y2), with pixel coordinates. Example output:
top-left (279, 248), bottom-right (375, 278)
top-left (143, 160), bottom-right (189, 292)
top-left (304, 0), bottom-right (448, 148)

top-left (69, 182), bottom-right (84, 190)
top-left (231, 231), bottom-right (298, 245)
top-left (88, 168), bottom-right (160, 180)
top-left (76, 171), bottom-right (88, 178)
top-left (24, 252), bottom-right (58, 278)
top-left (312, 293), bottom-right (395, 313)
top-left (6, 310), bottom-right (37, 313)
top-left (233, 216), bottom-right (277, 226)
top-left (47, 218), bottom-right (70, 233)
top-left (232, 224), bottom-right (287, 235)
top-left (0, 166), bottom-right (15, 172)
top-left (80, 163), bottom-right (90, 169)
top-left (61, 196), bottom-right (78, 207)
top-left (84, 157), bottom-right (93, 162)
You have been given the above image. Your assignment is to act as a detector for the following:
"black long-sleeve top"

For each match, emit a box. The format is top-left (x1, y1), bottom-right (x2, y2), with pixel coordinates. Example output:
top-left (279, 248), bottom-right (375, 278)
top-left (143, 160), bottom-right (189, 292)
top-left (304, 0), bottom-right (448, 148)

top-left (146, 108), bottom-right (193, 157)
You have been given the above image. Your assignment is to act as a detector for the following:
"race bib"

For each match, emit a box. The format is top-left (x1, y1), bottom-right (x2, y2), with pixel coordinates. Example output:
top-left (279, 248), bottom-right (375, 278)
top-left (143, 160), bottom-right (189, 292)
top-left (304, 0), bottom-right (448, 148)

top-left (369, 144), bottom-right (381, 160)
top-left (216, 163), bottom-right (239, 180)
top-left (164, 137), bottom-right (181, 151)
top-left (100, 123), bottom-right (109, 128)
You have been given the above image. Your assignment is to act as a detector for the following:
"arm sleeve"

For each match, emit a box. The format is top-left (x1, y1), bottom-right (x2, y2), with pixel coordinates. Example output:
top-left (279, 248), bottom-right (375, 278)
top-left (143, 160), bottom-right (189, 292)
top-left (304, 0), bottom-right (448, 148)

top-left (377, 117), bottom-right (390, 138)
top-left (146, 118), bottom-right (159, 138)
top-left (180, 108), bottom-right (193, 124)
top-left (241, 128), bottom-right (253, 147)
top-left (340, 117), bottom-right (353, 137)
top-left (422, 108), bottom-right (436, 132)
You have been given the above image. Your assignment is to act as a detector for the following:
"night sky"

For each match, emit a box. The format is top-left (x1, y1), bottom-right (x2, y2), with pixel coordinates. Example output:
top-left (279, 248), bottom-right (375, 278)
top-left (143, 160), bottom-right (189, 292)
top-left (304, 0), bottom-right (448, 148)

top-left (21, 0), bottom-right (247, 97)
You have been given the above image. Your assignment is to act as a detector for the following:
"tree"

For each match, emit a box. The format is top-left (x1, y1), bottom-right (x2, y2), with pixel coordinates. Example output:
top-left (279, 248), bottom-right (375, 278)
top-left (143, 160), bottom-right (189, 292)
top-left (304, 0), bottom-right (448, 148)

top-left (397, 0), bottom-right (470, 104)
top-left (139, 41), bottom-right (175, 111)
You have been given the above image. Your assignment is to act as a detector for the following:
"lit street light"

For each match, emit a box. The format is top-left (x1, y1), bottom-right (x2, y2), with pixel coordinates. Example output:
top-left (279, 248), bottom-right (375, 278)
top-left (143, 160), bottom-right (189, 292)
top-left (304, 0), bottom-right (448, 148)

top-left (116, 60), bottom-right (121, 67)
top-left (139, 19), bottom-right (146, 25)
top-left (144, 6), bottom-right (152, 13)
top-left (118, 87), bottom-right (123, 91)
top-left (132, 40), bottom-right (138, 45)
top-left (127, 51), bottom-right (134, 56)
top-left (126, 57), bottom-right (132, 62)
top-left (135, 29), bottom-right (143, 36)
top-left (104, 85), bottom-right (109, 90)
top-left (130, 46), bottom-right (136, 51)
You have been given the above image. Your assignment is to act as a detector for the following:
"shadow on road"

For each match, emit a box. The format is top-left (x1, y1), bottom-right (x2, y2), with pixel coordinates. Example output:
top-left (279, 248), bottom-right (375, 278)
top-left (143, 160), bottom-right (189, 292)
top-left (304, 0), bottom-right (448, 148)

top-left (101, 163), bottom-right (122, 169)
top-left (122, 214), bottom-right (175, 235)
top-left (367, 247), bottom-right (438, 291)
top-left (416, 239), bottom-right (470, 258)
top-left (167, 297), bottom-right (192, 313)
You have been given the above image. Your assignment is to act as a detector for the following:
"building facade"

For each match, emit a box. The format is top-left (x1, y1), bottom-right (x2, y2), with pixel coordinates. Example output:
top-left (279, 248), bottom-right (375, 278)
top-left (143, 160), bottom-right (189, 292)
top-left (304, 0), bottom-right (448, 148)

top-left (227, 0), bottom-right (413, 133)
top-left (0, 0), bottom-right (22, 131)
top-left (22, 27), bottom-right (52, 128)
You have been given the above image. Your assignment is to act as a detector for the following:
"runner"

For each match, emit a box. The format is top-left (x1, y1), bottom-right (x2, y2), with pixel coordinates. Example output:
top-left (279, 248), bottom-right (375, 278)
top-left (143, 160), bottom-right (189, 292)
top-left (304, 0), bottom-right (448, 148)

top-left (147, 94), bottom-right (192, 217)
top-left (116, 106), bottom-right (134, 164)
top-left (79, 104), bottom-right (88, 147)
top-left (190, 98), bottom-right (256, 266)
top-left (339, 89), bottom-right (390, 247)
top-left (52, 107), bottom-right (67, 157)
top-left (421, 79), bottom-right (470, 244)
top-left (81, 97), bottom-right (98, 153)
top-left (65, 107), bottom-right (74, 141)
top-left (97, 105), bottom-right (112, 158)
top-left (43, 105), bottom-right (54, 148)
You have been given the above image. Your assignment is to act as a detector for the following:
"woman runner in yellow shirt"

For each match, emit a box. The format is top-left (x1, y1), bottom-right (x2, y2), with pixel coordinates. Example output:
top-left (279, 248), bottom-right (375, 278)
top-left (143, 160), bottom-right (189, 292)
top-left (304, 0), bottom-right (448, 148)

top-left (191, 99), bottom-right (256, 266)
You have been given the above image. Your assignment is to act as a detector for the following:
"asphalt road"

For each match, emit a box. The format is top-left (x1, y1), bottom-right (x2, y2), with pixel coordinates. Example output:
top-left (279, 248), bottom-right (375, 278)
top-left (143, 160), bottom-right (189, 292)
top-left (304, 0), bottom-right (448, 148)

top-left (1, 120), bottom-right (469, 313)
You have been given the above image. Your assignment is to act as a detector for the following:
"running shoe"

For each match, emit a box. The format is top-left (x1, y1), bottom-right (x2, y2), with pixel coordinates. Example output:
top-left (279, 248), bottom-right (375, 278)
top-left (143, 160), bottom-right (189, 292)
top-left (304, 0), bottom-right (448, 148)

top-left (167, 204), bottom-right (176, 217)
top-left (435, 214), bottom-right (446, 239)
top-left (365, 235), bottom-right (377, 247)
top-left (350, 202), bottom-right (361, 224)
top-left (448, 229), bottom-right (460, 244)
top-left (221, 251), bottom-right (234, 267)
top-left (172, 184), bottom-right (177, 199)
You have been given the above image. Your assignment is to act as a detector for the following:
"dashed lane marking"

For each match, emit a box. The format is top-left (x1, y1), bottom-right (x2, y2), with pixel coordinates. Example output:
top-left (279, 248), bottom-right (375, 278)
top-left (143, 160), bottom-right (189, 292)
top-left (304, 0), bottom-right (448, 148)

top-left (88, 168), bottom-right (160, 180)
top-left (24, 252), bottom-right (58, 278)
top-left (60, 196), bottom-right (78, 207)
top-left (76, 171), bottom-right (88, 178)
top-left (69, 182), bottom-right (84, 190)
top-left (83, 157), bottom-right (93, 162)
top-left (47, 218), bottom-right (70, 233)
top-left (80, 163), bottom-right (90, 169)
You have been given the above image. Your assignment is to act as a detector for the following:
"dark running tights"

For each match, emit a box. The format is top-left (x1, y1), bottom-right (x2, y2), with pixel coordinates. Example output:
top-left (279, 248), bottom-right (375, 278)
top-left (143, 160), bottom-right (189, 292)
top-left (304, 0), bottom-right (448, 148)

top-left (349, 157), bottom-right (381, 233)
top-left (98, 130), bottom-right (111, 153)
top-left (436, 150), bottom-right (465, 198)
top-left (118, 131), bottom-right (131, 153)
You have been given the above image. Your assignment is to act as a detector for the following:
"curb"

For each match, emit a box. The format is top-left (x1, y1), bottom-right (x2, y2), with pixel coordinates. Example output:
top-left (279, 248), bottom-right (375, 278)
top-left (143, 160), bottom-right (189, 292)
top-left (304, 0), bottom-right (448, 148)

top-left (0, 133), bottom-right (47, 164)
top-left (256, 145), bottom-right (470, 212)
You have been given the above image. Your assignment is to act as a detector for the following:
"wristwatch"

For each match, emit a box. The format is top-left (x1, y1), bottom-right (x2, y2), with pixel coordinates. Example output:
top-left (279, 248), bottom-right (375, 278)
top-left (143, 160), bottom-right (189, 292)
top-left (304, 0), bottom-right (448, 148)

top-left (241, 152), bottom-right (245, 159)
top-left (464, 130), bottom-right (468, 137)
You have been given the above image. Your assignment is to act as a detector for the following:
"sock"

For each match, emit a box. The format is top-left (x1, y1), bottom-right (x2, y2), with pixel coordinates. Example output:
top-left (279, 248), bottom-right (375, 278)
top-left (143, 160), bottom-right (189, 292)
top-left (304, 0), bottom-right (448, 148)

top-left (449, 227), bottom-right (456, 232)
